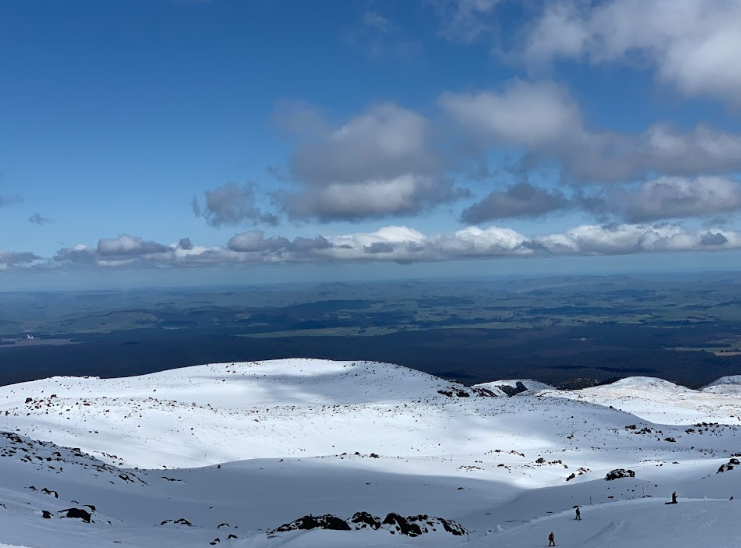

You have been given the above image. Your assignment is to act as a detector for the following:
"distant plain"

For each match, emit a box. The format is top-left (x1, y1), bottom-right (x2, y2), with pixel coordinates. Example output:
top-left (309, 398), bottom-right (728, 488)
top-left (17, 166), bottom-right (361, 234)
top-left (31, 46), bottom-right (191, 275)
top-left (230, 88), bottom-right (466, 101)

top-left (2, 273), bottom-right (741, 388)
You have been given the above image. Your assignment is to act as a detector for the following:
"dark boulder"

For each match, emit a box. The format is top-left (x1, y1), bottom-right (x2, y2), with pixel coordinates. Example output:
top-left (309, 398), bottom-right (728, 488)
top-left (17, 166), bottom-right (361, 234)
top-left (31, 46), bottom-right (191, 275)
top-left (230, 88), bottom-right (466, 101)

top-left (605, 469), bottom-right (635, 481)
top-left (61, 508), bottom-right (92, 522)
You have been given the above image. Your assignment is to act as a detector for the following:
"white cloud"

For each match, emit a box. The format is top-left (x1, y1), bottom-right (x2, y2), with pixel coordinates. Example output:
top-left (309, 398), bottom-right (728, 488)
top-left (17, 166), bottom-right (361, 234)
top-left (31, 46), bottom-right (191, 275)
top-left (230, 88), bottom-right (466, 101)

top-left (280, 103), bottom-right (467, 221)
top-left (286, 174), bottom-right (466, 222)
top-left (521, 0), bottom-right (741, 105)
top-left (97, 235), bottom-right (170, 257)
top-left (291, 103), bottom-right (437, 185)
top-left (440, 81), bottom-right (582, 147)
top-left (39, 222), bottom-right (741, 272)
top-left (441, 81), bottom-right (741, 181)
top-left (606, 176), bottom-right (741, 222)
top-left (0, 250), bottom-right (40, 270)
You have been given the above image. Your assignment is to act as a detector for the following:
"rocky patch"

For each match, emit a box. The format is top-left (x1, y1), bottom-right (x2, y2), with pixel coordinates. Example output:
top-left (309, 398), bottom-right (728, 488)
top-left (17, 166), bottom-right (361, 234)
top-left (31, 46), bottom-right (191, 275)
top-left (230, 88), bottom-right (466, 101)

top-left (269, 512), bottom-right (467, 538)
top-left (0, 431), bottom-right (146, 486)
top-left (497, 382), bottom-right (528, 397)
top-left (717, 458), bottom-right (740, 473)
top-left (160, 518), bottom-right (194, 527)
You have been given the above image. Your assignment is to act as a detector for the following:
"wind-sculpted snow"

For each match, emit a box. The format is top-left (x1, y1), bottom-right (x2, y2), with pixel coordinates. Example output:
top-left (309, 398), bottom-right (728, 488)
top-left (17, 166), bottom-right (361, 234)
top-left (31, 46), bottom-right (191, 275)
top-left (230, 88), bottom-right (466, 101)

top-left (0, 359), bottom-right (740, 547)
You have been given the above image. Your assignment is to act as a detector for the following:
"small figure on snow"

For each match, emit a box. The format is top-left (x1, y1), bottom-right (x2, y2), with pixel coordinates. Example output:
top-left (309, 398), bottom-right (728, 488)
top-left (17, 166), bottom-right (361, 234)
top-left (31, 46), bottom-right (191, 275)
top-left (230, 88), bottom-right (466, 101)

top-left (666, 491), bottom-right (678, 504)
top-left (575, 506), bottom-right (581, 520)
top-left (548, 531), bottom-right (556, 546)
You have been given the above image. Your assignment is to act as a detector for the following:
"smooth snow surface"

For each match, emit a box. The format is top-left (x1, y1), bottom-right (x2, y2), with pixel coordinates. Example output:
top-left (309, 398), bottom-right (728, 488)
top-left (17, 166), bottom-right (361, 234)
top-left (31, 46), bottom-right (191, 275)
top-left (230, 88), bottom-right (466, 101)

top-left (542, 376), bottom-right (741, 425)
top-left (0, 359), bottom-right (739, 547)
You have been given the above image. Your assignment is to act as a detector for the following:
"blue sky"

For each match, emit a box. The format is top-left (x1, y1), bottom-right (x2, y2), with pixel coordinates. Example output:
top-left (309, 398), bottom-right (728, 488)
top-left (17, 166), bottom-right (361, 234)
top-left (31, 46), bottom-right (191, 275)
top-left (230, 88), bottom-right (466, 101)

top-left (2, 0), bottom-right (741, 289)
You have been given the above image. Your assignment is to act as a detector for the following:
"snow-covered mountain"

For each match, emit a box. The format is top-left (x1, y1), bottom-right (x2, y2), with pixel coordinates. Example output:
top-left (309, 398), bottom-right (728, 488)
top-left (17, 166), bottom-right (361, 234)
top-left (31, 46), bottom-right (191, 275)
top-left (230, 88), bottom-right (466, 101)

top-left (540, 376), bottom-right (741, 425)
top-left (0, 359), bottom-right (740, 547)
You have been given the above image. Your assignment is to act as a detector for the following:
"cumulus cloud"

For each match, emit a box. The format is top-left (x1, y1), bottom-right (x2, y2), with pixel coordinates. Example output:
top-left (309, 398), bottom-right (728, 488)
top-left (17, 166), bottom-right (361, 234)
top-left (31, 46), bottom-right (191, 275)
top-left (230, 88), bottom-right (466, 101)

top-left (279, 102), bottom-right (467, 221)
top-left (227, 230), bottom-right (290, 253)
top-left (604, 176), bottom-right (741, 222)
top-left (97, 235), bottom-right (169, 257)
top-left (291, 103), bottom-right (438, 185)
top-left (285, 174), bottom-right (466, 222)
top-left (521, 0), bottom-right (741, 105)
top-left (0, 250), bottom-right (40, 270)
top-left (461, 183), bottom-right (569, 223)
top-left (440, 80), bottom-right (741, 182)
top-left (192, 183), bottom-right (279, 228)
top-left (54, 235), bottom-right (176, 266)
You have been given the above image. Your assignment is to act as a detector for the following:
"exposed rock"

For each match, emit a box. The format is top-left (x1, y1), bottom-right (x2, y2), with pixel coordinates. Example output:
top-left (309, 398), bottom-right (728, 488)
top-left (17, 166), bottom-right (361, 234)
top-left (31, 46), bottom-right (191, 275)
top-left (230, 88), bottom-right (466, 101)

top-left (160, 518), bottom-right (193, 526)
top-left (270, 512), bottom-right (467, 538)
top-left (351, 511), bottom-right (381, 530)
top-left (438, 517), bottom-right (466, 536)
top-left (718, 458), bottom-right (740, 473)
top-left (497, 382), bottom-right (528, 397)
top-left (605, 469), bottom-right (635, 481)
top-left (275, 514), bottom-right (351, 532)
top-left (60, 508), bottom-right (92, 522)
top-left (383, 512), bottom-right (423, 537)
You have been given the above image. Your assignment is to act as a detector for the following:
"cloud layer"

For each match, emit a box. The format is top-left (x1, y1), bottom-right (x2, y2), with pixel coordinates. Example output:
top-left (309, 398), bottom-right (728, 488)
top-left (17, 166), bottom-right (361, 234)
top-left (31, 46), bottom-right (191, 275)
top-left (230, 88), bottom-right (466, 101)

top-left (16, 222), bottom-right (735, 273)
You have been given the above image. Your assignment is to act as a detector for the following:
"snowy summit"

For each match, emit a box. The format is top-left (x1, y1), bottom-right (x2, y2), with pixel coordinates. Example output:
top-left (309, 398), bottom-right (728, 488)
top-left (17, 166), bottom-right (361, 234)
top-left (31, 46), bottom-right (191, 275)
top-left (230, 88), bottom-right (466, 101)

top-left (0, 359), bottom-right (740, 547)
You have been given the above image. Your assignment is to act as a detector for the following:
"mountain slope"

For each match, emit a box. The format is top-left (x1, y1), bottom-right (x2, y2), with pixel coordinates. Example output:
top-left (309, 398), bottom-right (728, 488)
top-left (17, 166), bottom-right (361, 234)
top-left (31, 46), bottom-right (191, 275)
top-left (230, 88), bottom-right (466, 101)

top-left (0, 359), bottom-right (739, 547)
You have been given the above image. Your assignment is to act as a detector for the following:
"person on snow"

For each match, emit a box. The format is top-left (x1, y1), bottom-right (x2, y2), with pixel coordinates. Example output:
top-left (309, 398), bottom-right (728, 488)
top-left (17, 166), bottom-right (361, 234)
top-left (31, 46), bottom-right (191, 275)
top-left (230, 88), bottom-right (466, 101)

top-left (575, 506), bottom-right (581, 520)
top-left (671, 491), bottom-right (677, 504)
top-left (548, 531), bottom-right (556, 546)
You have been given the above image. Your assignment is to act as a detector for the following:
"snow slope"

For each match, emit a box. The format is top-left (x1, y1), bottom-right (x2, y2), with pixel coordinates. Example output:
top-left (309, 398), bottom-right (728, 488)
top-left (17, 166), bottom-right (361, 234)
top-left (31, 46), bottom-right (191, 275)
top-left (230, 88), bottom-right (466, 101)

top-left (0, 359), bottom-right (739, 548)
top-left (541, 376), bottom-right (741, 425)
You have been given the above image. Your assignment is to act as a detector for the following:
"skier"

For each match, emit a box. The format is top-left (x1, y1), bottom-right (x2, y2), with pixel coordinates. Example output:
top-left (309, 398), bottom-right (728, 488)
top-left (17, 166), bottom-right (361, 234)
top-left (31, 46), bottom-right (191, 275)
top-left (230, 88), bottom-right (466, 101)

top-left (672, 491), bottom-right (677, 504)
top-left (548, 531), bottom-right (556, 546)
top-left (575, 506), bottom-right (581, 520)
